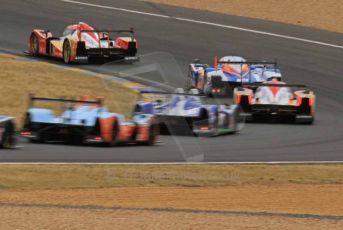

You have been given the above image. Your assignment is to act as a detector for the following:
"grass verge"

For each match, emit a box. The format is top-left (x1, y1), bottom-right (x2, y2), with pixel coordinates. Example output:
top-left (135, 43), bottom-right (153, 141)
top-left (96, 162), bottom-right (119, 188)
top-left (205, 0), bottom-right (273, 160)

top-left (146, 0), bottom-right (343, 33)
top-left (0, 164), bottom-right (343, 190)
top-left (1, 165), bottom-right (343, 226)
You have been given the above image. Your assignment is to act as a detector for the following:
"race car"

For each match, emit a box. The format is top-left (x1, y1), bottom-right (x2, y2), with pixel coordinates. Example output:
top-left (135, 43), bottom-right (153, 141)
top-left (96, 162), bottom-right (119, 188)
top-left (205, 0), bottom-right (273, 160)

top-left (20, 96), bottom-right (158, 145)
top-left (135, 88), bottom-right (244, 136)
top-left (0, 116), bottom-right (16, 148)
top-left (27, 22), bottom-right (138, 64)
top-left (233, 79), bottom-right (315, 124)
top-left (187, 56), bottom-right (282, 96)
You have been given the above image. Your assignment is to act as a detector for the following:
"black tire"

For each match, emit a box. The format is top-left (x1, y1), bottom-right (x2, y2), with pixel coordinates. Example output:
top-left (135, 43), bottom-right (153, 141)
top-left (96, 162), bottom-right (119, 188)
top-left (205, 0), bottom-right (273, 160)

top-left (186, 67), bottom-right (193, 90)
top-left (202, 76), bottom-right (211, 97)
top-left (109, 121), bottom-right (119, 146)
top-left (134, 104), bottom-right (142, 114)
top-left (1, 122), bottom-right (16, 148)
top-left (30, 33), bottom-right (39, 56)
top-left (226, 86), bottom-right (234, 98)
top-left (63, 40), bottom-right (72, 64)
top-left (239, 95), bottom-right (251, 113)
top-left (233, 106), bottom-right (244, 133)
top-left (143, 124), bottom-right (158, 146)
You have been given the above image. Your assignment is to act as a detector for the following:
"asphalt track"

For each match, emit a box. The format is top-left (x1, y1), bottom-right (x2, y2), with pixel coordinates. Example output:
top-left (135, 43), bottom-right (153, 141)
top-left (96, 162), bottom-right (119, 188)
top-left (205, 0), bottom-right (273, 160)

top-left (0, 0), bottom-right (342, 162)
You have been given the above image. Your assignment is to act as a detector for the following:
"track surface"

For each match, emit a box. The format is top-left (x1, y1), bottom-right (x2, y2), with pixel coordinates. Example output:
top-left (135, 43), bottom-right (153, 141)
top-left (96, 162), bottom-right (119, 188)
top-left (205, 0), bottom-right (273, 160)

top-left (0, 0), bottom-right (342, 162)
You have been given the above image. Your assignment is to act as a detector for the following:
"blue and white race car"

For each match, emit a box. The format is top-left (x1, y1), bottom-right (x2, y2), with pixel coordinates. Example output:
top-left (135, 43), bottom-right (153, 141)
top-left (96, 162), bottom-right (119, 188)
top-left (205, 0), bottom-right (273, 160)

top-left (187, 56), bottom-right (282, 96)
top-left (136, 89), bottom-right (244, 137)
top-left (20, 96), bottom-right (159, 145)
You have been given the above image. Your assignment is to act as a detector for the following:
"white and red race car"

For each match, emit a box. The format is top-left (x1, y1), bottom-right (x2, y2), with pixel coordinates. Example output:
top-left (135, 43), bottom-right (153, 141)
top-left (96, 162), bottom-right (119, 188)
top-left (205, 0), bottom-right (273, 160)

top-left (27, 22), bottom-right (138, 64)
top-left (234, 79), bottom-right (315, 124)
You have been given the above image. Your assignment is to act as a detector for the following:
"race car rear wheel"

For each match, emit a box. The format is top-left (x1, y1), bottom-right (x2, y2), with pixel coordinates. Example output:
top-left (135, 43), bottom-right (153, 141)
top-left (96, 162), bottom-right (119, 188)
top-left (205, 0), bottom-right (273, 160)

top-left (0, 121), bottom-right (16, 148)
top-left (233, 106), bottom-right (245, 133)
top-left (186, 66), bottom-right (193, 90)
top-left (109, 121), bottom-right (119, 146)
top-left (30, 33), bottom-right (39, 56)
top-left (143, 124), bottom-right (158, 146)
top-left (203, 77), bottom-right (213, 97)
top-left (63, 40), bottom-right (72, 64)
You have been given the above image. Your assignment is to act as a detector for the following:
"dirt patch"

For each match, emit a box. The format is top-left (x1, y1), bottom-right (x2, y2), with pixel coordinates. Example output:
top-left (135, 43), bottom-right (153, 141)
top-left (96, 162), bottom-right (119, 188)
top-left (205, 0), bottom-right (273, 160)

top-left (1, 184), bottom-right (343, 216)
top-left (0, 55), bottom-right (139, 126)
top-left (0, 205), bottom-right (341, 230)
top-left (146, 0), bottom-right (343, 33)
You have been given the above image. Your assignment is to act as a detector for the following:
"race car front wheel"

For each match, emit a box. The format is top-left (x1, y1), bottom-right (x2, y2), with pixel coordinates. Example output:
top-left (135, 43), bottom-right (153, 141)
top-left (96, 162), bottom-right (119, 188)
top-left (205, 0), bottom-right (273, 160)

top-left (63, 40), bottom-right (72, 64)
top-left (30, 33), bottom-right (39, 56)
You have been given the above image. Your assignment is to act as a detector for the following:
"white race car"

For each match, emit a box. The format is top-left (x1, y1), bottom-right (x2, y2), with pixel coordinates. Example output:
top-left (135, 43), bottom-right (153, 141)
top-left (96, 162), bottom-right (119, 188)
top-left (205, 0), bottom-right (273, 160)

top-left (234, 79), bottom-right (315, 124)
top-left (136, 88), bottom-right (245, 136)
top-left (188, 56), bottom-right (282, 96)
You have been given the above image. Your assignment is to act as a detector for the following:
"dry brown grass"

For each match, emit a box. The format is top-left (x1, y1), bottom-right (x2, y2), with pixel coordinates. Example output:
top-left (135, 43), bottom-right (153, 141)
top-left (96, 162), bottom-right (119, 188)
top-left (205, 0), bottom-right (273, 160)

top-left (0, 55), bottom-right (139, 127)
top-left (1, 164), bottom-right (343, 228)
top-left (1, 205), bottom-right (341, 230)
top-left (146, 0), bottom-right (343, 33)
top-left (0, 164), bottom-right (343, 190)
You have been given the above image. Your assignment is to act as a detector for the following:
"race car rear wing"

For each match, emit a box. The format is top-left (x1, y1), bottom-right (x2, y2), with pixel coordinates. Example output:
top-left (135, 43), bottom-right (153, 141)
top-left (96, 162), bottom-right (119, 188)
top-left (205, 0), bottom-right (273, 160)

top-left (212, 55), bottom-right (278, 67)
top-left (216, 61), bottom-right (278, 70)
top-left (77, 28), bottom-right (137, 55)
top-left (139, 90), bottom-right (205, 97)
top-left (79, 28), bottom-right (135, 41)
top-left (240, 83), bottom-right (308, 88)
top-left (212, 57), bottom-right (281, 83)
top-left (217, 61), bottom-right (277, 65)
top-left (81, 29), bottom-right (134, 33)
top-left (28, 95), bottom-right (103, 108)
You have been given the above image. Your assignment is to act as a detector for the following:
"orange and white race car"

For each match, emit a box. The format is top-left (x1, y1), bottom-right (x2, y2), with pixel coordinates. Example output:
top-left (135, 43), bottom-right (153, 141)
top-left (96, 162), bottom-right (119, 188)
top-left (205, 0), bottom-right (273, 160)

top-left (233, 79), bottom-right (315, 124)
top-left (27, 22), bottom-right (138, 64)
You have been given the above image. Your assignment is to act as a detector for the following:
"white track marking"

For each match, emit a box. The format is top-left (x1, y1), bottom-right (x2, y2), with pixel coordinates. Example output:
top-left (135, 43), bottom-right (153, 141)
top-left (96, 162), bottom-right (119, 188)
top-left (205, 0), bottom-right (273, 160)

top-left (61, 0), bottom-right (343, 49)
top-left (1, 161), bottom-right (343, 165)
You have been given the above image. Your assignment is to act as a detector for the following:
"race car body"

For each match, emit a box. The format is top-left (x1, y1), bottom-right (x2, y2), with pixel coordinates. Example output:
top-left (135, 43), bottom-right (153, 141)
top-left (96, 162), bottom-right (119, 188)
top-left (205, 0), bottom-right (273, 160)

top-left (20, 96), bottom-right (158, 145)
top-left (136, 89), bottom-right (244, 136)
top-left (233, 80), bottom-right (315, 124)
top-left (188, 56), bottom-right (282, 96)
top-left (27, 22), bottom-right (138, 64)
top-left (0, 116), bottom-right (16, 148)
